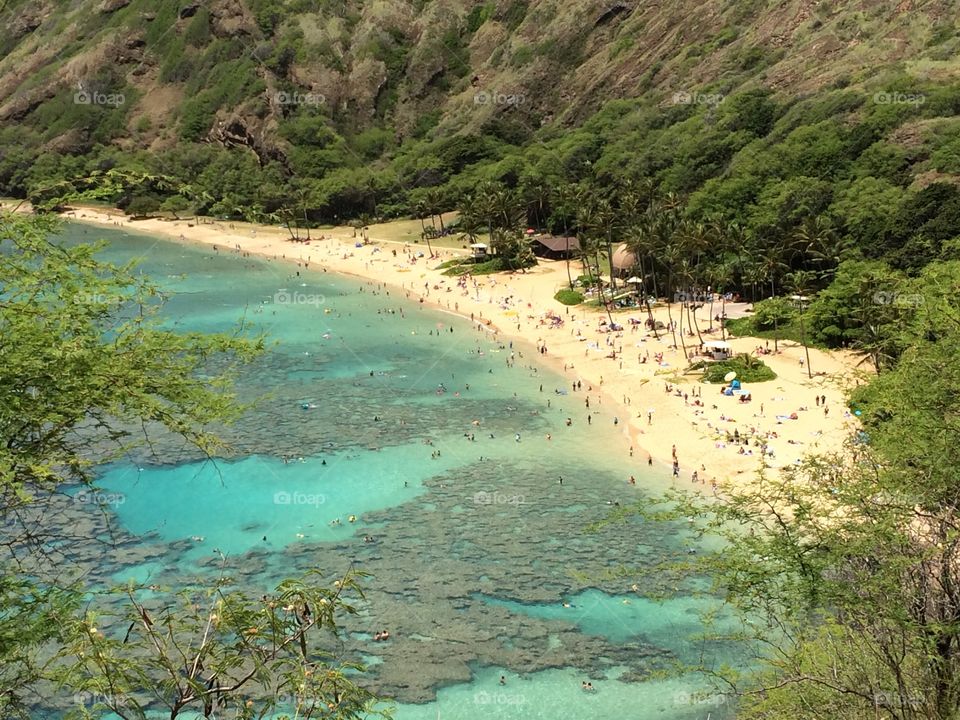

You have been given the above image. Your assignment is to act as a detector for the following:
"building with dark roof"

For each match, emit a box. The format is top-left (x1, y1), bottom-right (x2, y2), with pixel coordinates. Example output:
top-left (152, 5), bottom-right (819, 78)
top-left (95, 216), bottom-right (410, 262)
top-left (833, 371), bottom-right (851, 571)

top-left (532, 235), bottom-right (580, 259)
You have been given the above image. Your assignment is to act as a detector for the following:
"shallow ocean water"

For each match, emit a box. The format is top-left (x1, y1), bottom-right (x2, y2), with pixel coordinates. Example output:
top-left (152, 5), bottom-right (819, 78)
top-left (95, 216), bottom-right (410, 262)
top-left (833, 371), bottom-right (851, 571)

top-left (49, 223), bottom-right (744, 719)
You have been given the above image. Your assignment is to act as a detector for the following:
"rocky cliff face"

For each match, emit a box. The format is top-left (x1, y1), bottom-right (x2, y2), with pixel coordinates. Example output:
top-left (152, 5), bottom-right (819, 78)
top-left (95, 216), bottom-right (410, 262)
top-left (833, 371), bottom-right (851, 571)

top-left (0, 0), bottom-right (956, 162)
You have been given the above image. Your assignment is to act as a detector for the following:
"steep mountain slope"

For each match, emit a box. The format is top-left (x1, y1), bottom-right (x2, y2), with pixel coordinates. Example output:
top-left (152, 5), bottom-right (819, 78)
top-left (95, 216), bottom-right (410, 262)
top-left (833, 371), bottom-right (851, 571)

top-left (1, 0), bottom-right (957, 165)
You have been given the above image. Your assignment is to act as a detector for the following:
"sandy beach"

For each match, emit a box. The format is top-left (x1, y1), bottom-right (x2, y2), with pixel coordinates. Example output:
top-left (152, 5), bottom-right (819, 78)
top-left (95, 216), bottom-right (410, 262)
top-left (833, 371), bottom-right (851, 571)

top-left (26, 203), bottom-right (866, 490)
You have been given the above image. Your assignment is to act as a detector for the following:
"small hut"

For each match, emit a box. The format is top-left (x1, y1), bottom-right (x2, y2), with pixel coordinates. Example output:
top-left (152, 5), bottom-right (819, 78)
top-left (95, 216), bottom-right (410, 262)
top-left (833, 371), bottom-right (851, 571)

top-left (532, 235), bottom-right (580, 259)
top-left (703, 340), bottom-right (732, 361)
top-left (470, 243), bottom-right (488, 259)
top-left (611, 243), bottom-right (638, 276)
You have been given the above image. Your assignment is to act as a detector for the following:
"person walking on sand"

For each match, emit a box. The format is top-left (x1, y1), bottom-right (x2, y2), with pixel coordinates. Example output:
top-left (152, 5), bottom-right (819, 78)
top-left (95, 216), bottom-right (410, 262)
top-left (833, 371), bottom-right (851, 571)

top-left (647, 409), bottom-right (654, 425)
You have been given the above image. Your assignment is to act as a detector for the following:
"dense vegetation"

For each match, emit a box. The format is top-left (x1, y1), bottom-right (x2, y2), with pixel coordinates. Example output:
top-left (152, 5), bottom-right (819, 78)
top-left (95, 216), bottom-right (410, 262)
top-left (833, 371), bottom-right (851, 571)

top-left (5, 3), bottom-right (960, 370)
top-left (696, 354), bottom-right (776, 384)
top-left (638, 262), bottom-right (960, 719)
top-left (5, 1), bottom-right (960, 716)
top-left (0, 213), bottom-right (381, 719)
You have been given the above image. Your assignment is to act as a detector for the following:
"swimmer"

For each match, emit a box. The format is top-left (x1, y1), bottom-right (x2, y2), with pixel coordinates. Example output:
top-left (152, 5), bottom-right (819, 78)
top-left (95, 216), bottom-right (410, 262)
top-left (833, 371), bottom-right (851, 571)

top-left (500, 675), bottom-right (506, 685)
top-left (515, 433), bottom-right (521, 442)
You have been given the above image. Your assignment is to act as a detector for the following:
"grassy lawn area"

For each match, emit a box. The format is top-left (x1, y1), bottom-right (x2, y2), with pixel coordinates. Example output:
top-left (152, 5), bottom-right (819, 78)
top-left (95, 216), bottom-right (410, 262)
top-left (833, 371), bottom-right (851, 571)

top-left (725, 315), bottom-right (809, 346)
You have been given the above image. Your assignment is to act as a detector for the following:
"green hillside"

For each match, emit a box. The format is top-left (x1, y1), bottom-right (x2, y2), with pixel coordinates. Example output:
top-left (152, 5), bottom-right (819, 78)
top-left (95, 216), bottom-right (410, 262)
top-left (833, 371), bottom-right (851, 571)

top-left (1, 0), bottom-right (959, 232)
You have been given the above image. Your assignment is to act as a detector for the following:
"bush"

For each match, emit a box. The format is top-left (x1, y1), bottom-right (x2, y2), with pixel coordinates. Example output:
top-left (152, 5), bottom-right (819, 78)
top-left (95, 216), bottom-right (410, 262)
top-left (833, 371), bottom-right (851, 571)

top-left (554, 289), bottom-right (584, 305)
top-left (752, 296), bottom-right (796, 330)
top-left (694, 353), bottom-right (777, 383)
top-left (441, 256), bottom-right (527, 276)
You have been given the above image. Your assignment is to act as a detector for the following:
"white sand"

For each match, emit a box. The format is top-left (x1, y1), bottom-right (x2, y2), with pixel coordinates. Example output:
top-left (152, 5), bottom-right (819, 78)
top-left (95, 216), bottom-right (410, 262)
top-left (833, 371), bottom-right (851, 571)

top-left (34, 204), bottom-right (867, 490)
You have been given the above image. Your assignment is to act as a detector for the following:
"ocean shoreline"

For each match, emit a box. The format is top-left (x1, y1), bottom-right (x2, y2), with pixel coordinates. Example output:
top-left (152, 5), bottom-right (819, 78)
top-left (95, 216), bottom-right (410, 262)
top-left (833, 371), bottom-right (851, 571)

top-left (11, 203), bottom-right (864, 490)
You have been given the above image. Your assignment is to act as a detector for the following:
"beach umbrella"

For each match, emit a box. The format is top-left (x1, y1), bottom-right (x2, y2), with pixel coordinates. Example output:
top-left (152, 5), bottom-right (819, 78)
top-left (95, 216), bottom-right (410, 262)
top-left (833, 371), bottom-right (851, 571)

top-left (724, 371), bottom-right (737, 382)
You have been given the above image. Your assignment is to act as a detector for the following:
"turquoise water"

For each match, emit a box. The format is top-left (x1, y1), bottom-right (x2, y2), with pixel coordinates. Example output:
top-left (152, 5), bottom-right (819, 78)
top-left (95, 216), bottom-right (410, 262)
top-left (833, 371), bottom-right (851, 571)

top-left (49, 223), bottom-right (743, 719)
top-left (478, 588), bottom-right (739, 650)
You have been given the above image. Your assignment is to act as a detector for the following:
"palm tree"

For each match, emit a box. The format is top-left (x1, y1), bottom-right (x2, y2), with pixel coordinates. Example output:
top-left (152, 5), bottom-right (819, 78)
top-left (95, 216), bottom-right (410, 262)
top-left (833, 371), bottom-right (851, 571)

top-left (677, 257), bottom-right (703, 349)
top-left (757, 248), bottom-right (791, 351)
top-left (554, 184), bottom-right (583, 290)
top-left (589, 197), bottom-right (619, 294)
top-left (471, 182), bottom-right (501, 249)
top-left (624, 213), bottom-right (659, 338)
top-left (414, 200), bottom-right (434, 258)
top-left (578, 200), bottom-right (615, 327)
top-left (521, 178), bottom-right (552, 229)
top-left (785, 270), bottom-right (816, 378)
top-left (457, 195), bottom-right (482, 246)
top-left (661, 242), bottom-right (685, 356)
top-left (793, 215), bottom-right (842, 279)
top-left (707, 263), bottom-right (733, 340)
top-left (424, 187), bottom-right (446, 233)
